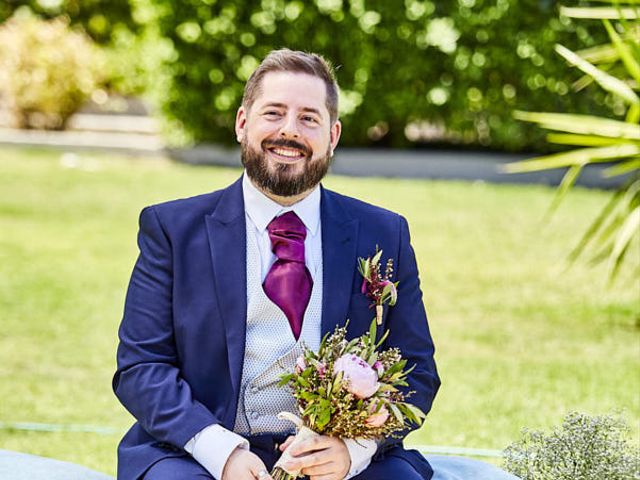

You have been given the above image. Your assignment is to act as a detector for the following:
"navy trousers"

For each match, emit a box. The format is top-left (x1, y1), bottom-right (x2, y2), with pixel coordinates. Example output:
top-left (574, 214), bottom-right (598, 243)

top-left (143, 434), bottom-right (424, 479)
top-left (143, 455), bottom-right (422, 480)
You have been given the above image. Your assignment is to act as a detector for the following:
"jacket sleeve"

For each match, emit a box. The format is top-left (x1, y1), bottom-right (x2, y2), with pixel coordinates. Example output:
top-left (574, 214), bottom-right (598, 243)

top-left (112, 206), bottom-right (220, 448)
top-left (376, 214), bottom-right (441, 458)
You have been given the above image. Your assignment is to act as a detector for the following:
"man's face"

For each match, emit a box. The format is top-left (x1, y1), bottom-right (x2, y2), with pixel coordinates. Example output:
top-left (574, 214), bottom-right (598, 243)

top-left (235, 71), bottom-right (341, 197)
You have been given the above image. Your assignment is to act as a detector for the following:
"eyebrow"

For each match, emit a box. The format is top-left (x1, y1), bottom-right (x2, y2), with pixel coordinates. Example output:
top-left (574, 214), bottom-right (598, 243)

top-left (261, 102), bottom-right (322, 116)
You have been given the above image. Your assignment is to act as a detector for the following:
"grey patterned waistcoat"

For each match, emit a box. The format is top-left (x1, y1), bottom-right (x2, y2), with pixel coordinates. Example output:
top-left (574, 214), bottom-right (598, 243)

top-left (233, 221), bottom-right (323, 435)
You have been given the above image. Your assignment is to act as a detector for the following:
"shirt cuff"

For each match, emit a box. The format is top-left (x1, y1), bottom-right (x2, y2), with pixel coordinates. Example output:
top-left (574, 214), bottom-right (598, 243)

top-left (343, 438), bottom-right (377, 479)
top-left (184, 424), bottom-right (249, 480)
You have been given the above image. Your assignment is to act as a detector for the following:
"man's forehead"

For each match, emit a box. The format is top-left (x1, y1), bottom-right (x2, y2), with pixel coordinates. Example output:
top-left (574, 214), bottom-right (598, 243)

top-left (253, 71), bottom-right (329, 114)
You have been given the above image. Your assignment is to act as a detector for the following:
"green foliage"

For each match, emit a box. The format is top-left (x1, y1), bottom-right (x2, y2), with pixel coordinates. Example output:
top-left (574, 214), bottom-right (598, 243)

top-left (503, 412), bottom-right (640, 480)
top-left (0, 0), bottom-right (138, 43)
top-left (128, 0), bottom-right (612, 149)
top-left (505, 1), bottom-right (640, 281)
top-left (0, 10), bottom-right (103, 129)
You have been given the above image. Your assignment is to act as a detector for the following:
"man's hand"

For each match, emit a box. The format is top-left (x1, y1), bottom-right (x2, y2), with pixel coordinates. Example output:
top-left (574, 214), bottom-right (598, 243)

top-left (279, 434), bottom-right (351, 480)
top-left (222, 447), bottom-right (273, 480)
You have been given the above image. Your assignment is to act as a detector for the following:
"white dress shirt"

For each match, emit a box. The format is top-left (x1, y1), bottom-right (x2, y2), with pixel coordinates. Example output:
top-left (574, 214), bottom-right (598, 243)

top-left (184, 173), bottom-right (376, 479)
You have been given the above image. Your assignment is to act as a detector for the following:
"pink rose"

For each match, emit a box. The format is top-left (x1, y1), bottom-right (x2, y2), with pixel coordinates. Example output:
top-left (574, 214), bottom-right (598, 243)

top-left (333, 354), bottom-right (379, 399)
top-left (295, 355), bottom-right (306, 373)
top-left (365, 401), bottom-right (389, 428)
top-left (316, 362), bottom-right (327, 379)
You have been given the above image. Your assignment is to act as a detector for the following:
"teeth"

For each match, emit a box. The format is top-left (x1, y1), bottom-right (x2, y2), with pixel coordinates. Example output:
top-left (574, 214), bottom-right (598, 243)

top-left (272, 148), bottom-right (302, 158)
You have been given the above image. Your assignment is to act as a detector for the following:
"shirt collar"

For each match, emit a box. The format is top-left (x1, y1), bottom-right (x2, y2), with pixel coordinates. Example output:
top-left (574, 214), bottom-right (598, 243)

top-left (242, 172), bottom-right (321, 237)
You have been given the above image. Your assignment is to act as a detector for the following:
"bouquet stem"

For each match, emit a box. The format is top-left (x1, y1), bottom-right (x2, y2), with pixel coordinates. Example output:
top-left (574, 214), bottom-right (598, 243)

top-left (270, 423), bottom-right (318, 480)
top-left (271, 466), bottom-right (296, 480)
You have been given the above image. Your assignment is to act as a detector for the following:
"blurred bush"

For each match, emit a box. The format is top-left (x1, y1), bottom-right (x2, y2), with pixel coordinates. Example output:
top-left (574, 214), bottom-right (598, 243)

top-left (128, 0), bottom-right (612, 150)
top-left (0, 0), bottom-right (137, 43)
top-left (0, 10), bottom-right (103, 129)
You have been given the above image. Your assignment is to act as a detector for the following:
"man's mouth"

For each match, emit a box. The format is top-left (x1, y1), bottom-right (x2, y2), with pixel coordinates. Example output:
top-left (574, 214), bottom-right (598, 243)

top-left (265, 145), bottom-right (308, 163)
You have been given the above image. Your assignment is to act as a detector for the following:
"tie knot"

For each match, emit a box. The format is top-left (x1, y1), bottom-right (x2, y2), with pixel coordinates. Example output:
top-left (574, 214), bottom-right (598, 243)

top-left (267, 211), bottom-right (306, 262)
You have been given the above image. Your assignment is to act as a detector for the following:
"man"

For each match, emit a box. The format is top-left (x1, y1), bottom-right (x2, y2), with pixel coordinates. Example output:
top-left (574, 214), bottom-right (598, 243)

top-left (113, 49), bottom-right (440, 480)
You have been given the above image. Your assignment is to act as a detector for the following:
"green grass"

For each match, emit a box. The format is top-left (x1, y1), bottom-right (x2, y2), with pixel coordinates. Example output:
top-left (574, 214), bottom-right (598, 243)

top-left (1, 146), bottom-right (638, 476)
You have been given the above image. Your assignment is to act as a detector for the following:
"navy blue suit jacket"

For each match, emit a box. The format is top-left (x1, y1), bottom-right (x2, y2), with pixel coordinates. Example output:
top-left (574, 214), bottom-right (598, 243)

top-left (113, 176), bottom-right (440, 479)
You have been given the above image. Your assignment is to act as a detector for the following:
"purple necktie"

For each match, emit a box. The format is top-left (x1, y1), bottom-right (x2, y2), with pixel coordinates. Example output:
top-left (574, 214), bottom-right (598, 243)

top-left (263, 211), bottom-right (312, 340)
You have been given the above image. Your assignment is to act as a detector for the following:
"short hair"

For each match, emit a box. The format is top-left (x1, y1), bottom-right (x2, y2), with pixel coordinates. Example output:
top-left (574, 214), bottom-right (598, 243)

top-left (242, 48), bottom-right (339, 123)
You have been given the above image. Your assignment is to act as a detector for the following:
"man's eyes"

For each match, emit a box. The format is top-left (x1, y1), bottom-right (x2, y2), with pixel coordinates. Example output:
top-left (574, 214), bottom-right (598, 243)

top-left (262, 111), bottom-right (319, 124)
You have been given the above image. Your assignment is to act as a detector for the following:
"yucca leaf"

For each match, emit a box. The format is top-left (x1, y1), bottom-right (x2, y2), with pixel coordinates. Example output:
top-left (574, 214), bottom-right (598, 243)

top-left (575, 43), bottom-right (619, 64)
top-left (568, 187), bottom-right (627, 262)
top-left (503, 143), bottom-right (640, 173)
top-left (602, 157), bottom-right (640, 176)
top-left (607, 206), bottom-right (640, 279)
top-left (583, 0), bottom-right (640, 4)
top-left (603, 19), bottom-right (640, 84)
top-left (560, 6), bottom-right (640, 19)
top-left (626, 102), bottom-right (640, 123)
top-left (555, 44), bottom-right (640, 104)
top-left (549, 165), bottom-right (584, 214)
top-left (546, 133), bottom-right (628, 146)
top-left (513, 111), bottom-right (640, 139)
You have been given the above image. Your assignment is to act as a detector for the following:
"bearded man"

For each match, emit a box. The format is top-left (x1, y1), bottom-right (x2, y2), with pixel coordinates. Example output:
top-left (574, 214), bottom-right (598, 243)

top-left (113, 49), bottom-right (440, 480)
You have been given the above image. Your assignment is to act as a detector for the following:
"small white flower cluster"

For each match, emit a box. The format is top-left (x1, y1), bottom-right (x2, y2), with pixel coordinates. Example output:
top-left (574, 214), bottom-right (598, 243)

top-left (503, 411), bottom-right (640, 480)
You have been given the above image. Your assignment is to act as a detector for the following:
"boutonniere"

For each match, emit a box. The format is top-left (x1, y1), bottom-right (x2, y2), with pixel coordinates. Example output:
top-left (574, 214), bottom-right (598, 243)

top-left (357, 247), bottom-right (398, 325)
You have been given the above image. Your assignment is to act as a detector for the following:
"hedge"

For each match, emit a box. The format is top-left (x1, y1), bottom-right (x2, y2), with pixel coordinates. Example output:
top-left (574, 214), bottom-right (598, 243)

top-left (0, 1), bottom-right (615, 151)
top-left (134, 0), bottom-right (613, 150)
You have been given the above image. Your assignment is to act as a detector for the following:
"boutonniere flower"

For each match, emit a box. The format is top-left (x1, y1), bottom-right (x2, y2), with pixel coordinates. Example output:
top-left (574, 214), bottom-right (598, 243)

top-left (358, 247), bottom-right (398, 325)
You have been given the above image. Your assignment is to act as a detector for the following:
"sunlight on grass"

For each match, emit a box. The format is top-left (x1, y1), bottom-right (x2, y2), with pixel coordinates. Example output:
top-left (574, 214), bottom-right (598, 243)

top-left (1, 146), bottom-right (638, 475)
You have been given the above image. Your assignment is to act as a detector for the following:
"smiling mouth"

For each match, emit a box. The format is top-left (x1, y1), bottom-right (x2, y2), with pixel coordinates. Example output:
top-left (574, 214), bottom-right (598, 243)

top-left (265, 145), bottom-right (308, 163)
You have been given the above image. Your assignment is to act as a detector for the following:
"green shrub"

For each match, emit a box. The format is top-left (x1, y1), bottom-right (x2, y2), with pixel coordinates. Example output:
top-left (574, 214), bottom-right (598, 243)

top-left (0, 10), bottom-right (103, 129)
top-left (0, 0), bottom-right (137, 43)
top-left (131, 0), bottom-right (612, 149)
top-left (503, 412), bottom-right (640, 480)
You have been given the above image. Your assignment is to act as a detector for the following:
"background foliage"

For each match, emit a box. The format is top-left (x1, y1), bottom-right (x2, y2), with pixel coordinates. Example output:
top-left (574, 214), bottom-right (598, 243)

top-left (0, 11), bottom-right (102, 129)
top-left (0, 0), bottom-right (136, 43)
top-left (133, 0), bottom-right (613, 149)
top-left (0, 0), bottom-right (617, 150)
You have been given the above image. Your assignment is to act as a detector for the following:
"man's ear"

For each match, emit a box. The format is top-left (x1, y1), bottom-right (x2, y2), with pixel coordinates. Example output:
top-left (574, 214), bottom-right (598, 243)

top-left (235, 106), bottom-right (247, 143)
top-left (329, 120), bottom-right (342, 154)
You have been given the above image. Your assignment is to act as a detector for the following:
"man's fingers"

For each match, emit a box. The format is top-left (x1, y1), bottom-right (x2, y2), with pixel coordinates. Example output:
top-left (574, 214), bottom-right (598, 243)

top-left (284, 452), bottom-right (331, 471)
top-left (279, 435), bottom-right (295, 451)
top-left (300, 460), bottom-right (334, 476)
top-left (289, 435), bottom-right (333, 456)
top-left (250, 460), bottom-right (273, 480)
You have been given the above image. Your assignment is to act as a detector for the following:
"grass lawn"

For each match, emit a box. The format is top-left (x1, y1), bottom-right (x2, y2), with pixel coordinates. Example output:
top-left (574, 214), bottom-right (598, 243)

top-left (0, 146), bottom-right (638, 476)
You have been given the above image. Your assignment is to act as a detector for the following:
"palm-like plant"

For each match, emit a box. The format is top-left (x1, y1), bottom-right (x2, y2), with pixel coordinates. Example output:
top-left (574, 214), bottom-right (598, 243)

top-left (504, 1), bottom-right (639, 281)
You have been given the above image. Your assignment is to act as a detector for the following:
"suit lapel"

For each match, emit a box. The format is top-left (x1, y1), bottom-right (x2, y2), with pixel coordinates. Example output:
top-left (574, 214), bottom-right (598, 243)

top-left (321, 187), bottom-right (359, 335)
top-left (205, 177), bottom-right (247, 411)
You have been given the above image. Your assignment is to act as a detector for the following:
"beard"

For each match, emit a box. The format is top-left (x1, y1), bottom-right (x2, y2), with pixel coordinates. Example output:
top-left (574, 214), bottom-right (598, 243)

top-left (241, 136), bottom-right (333, 197)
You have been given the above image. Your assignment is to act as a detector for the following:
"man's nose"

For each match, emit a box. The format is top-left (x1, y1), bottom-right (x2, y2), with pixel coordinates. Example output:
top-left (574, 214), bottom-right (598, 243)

top-left (279, 114), bottom-right (300, 138)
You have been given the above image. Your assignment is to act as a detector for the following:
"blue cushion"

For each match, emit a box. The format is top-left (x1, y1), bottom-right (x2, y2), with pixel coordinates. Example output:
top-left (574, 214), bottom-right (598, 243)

top-left (0, 449), bottom-right (519, 479)
top-left (427, 454), bottom-right (520, 480)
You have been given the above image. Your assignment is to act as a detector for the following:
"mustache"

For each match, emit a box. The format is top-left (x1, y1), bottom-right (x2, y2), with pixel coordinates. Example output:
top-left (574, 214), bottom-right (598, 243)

top-left (261, 138), bottom-right (312, 157)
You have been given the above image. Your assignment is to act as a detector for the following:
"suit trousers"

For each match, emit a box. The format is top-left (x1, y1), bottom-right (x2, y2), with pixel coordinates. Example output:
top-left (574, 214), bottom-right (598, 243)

top-left (142, 434), bottom-right (424, 480)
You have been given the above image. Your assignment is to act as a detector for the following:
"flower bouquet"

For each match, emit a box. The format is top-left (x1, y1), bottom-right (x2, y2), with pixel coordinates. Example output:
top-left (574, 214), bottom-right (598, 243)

top-left (271, 319), bottom-right (426, 479)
